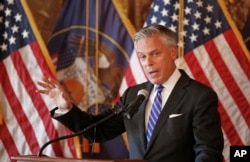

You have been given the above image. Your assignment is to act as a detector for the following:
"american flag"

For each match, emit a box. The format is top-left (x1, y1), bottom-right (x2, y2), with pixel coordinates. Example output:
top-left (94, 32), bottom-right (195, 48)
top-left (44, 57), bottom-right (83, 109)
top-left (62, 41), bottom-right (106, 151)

top-left (119, 0), bottom-right (250, 162)
top-left (0, 0), bottom-right (77, 161)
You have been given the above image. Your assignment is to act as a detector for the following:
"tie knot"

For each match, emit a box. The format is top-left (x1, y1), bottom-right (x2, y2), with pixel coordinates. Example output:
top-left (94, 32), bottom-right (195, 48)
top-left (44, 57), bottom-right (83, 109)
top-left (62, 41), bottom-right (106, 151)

top-left (155, 84), bottom-right (164, 93)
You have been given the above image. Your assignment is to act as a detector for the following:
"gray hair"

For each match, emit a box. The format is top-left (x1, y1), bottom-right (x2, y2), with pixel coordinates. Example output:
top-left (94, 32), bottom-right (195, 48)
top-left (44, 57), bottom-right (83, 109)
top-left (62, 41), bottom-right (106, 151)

top-left (134, 24), bottom-right (177, 47)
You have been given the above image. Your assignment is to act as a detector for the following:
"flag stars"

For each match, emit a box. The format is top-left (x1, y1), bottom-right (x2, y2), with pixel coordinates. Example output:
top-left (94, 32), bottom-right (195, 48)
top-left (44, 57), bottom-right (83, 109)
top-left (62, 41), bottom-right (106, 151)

top-left (7, 0), bottom-right (14, 5)
top-left (153, 4), bottom-right (159, 13)
top-left (163, 0), bottom-right (170, 5)
top-left (3, 32), bottom-right (8, 39)
top-left (171, 13), bottom-right (178, 22)
top-left (214, 20), bottom-right (222, 29)
top-left (202, 27), bottom-right (210, 35)
top-left (192, 22), bottom-right (200, 31)
top-left (169, 24), bottom-right (176, 32)
top-left (5, 21), bottom-right (10, 28)
top-left (22, 30), bottom-right (29, 38)
top-left (5, 8), bottom-right (12, 16)
top-left (161, 8), bottom-right (168, 17)
top-left (184, 7), bottom-right (192, 15)
top-left (150, 15), bottom-right (157, 24)
top-left (177, 41), bottom-right (184, 48)
top-left (183, 18), bottom-right (189, 26)
top-left (194, 11), bottom-right (202, 19)
top-left (159, 20), bottom-right (166, 26)
top-left (204, 16), bottom-right (212, 24)
top-left (189, 34), bottom-right (197, 42)
top-left (174, 2), bottom-right (179, 10)
top-left (206, 5), bottom-right (213, 12)
top-left (11, 25), bottom-right (19, 33)
top-left (15, 13), bottom-right (22, 22)
top-left (9, 36), bottom-right (16, 44)
top-left (196, 0), bottom-right (203, 7)
top-left (180, 30), bottom-right (187, 37)
top-left (0, 43), bottom-right (8, 51)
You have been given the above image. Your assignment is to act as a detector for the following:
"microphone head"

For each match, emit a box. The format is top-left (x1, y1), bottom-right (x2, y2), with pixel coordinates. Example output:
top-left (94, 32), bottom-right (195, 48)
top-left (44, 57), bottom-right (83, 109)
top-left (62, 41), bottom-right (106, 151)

top-left (137, 89), bottom-right (149, 99)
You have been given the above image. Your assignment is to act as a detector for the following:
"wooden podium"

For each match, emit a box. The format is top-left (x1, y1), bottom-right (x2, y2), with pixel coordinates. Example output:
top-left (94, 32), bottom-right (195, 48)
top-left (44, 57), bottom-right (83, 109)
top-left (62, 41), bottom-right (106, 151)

top-left (11, 155), bottom-right (146, 162)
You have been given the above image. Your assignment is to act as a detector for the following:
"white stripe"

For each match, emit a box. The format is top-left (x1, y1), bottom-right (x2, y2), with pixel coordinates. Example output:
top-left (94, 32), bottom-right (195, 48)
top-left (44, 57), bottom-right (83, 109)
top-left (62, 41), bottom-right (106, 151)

top-left (193, 45), bottom-right (249, 145)
top-left (214, 35), bottom-right (250, 102)
top-left (129, 50), bottom-right (147, 84)
top-left (119, 77), bottom-right (128, 95)
top-left (0, 85), bottom-right (31, 155)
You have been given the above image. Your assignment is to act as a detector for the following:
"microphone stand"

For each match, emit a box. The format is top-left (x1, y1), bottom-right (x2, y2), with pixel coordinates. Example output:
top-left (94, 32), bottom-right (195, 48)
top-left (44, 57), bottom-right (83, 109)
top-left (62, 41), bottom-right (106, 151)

top-left (37, 107), bottom-right (125, 157)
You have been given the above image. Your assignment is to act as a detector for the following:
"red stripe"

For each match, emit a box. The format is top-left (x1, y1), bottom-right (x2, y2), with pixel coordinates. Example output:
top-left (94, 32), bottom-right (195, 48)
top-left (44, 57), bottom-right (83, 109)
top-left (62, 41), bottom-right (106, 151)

top-left (12, 42), bottom-right (63, 156)
top-left (0, 60), bottom-right (40, 154)
top-left (125, 65), bottom-right (136, 86)
top-left (224, 30), bottom-right (250, 81)
top-left (205, 39), bottom-right (250, 128)
top-left (0, 121), bottom-right (20, 158)
top-left (184, 51), bottom-right (243, 145)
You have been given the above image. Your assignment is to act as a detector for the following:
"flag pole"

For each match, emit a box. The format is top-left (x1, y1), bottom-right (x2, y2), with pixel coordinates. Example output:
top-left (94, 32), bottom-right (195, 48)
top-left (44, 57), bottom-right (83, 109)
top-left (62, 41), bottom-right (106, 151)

top-left (95, 0), bottom-right (100, 116)
top-left (81, 0), bottom-right (90, 157)
top-left (93, 0), bottom-right (101, 153)
top-left (178, 0), bottom-right (185, 66)
top-left (85, 0), bottom-right (90, 108)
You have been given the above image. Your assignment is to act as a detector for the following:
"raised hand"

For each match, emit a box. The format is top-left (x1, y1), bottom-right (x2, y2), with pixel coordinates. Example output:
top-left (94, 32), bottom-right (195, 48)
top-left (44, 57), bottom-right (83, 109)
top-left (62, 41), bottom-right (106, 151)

top-left (36, 78), bottom-right (73, 110)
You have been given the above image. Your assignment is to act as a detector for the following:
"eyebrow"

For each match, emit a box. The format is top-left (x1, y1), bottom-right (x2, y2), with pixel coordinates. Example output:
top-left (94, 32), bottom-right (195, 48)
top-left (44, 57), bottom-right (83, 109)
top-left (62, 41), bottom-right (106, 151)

top-left (136, 49), bottom-right (159, 55)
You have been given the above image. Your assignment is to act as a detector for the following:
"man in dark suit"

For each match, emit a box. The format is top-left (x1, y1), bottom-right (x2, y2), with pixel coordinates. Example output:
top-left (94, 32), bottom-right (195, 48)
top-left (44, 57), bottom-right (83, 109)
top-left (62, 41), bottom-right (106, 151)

top-left (37, 24), bottom-right (224, 162)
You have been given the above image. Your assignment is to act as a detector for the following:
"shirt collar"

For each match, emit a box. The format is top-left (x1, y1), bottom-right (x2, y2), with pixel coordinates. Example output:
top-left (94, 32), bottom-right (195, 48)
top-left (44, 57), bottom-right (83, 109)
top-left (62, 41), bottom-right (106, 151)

top-left (154, 68), bottom-right (181, 91)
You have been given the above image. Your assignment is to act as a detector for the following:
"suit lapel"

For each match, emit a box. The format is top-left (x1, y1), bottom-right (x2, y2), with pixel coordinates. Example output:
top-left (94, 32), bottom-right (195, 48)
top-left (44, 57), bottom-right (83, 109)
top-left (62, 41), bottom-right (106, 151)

top-left (145, 71), bottom-right (190, 150)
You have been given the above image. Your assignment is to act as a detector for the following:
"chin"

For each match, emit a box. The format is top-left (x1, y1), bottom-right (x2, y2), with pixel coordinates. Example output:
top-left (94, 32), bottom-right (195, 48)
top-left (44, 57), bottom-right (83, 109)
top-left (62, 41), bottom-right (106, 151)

top-left (149, 79), bottom-right (159, 85)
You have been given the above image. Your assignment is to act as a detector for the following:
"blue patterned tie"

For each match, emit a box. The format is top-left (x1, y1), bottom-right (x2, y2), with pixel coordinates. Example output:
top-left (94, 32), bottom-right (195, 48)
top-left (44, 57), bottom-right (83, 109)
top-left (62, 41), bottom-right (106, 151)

top-left (146, 84), bottom-right (164, 144)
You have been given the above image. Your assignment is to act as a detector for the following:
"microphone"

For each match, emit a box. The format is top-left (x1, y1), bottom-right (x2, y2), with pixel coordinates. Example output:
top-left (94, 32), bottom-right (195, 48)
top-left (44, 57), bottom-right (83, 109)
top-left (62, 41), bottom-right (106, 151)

top-left (124, 89), bottom-right (149, 120)
top-left (37, 107), bottom-right (124, 157)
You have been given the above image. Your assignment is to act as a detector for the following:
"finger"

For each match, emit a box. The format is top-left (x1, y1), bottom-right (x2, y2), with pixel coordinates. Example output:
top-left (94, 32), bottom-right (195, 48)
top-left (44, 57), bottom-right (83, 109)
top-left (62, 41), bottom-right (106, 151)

top-left (35, 89), bottom-right (48, 94)
top-left (48, 78), bottom-right (60, 86)
top-left (38, 78), bottom-right (56, 89)
top-left (36, 81), bottom-right (48, 88)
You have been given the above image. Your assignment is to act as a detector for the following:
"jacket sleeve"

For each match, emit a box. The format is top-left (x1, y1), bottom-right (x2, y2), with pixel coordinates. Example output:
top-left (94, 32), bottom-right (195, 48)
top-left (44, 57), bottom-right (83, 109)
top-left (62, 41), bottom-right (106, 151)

top-left (50, 94), bottom-right (129, 142)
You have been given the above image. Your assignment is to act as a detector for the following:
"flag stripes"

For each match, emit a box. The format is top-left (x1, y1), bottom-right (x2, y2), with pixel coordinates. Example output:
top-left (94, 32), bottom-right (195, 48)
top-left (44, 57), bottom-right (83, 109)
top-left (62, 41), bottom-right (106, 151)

top-left (0, 43), bottom-right (76, 160)
top-left (223, 31), bottom-right (250, 81)
top-left (0, 119), bottom-right (20, 158)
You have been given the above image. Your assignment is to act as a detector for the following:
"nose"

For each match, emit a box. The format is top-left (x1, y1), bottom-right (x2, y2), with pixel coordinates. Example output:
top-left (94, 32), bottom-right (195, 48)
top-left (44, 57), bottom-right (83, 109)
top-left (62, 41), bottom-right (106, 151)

top-left (144, 55), bottom-right (153, 66)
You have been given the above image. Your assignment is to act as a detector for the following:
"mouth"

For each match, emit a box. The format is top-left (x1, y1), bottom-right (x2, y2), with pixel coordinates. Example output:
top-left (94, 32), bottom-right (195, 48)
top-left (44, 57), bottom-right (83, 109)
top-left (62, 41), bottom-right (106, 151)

top-left (148, 70), bottom-right (159, 77)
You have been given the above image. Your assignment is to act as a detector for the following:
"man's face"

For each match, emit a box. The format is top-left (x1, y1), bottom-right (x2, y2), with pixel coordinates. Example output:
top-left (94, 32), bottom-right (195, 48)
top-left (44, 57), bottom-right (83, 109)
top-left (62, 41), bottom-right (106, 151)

top-left (135, 34), bottom-right (177, 84)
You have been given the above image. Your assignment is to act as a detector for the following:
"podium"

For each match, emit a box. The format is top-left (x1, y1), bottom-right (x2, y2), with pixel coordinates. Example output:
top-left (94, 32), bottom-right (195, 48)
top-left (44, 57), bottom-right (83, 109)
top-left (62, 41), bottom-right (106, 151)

top-left (11, 155), bottom-right (146, 162)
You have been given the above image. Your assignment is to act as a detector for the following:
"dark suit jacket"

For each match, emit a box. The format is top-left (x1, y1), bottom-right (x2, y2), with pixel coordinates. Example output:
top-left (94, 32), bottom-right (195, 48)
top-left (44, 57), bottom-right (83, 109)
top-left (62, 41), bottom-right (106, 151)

top-left (51, 70), bottom-right (224, 162)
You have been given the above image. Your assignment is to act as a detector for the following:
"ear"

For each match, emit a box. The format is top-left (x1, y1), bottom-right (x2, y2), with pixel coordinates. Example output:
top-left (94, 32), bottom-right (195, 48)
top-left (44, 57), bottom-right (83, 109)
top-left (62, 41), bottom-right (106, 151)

top-left (170, 45), bottom-right (178, 59)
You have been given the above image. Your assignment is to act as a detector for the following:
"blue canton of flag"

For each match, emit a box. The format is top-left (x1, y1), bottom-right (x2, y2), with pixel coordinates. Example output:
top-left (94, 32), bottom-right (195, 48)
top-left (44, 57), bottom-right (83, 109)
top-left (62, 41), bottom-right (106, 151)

top-left (0, 0), bottom-right (35, 59)
top-left (144, 0), bottom-right (230, 53)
